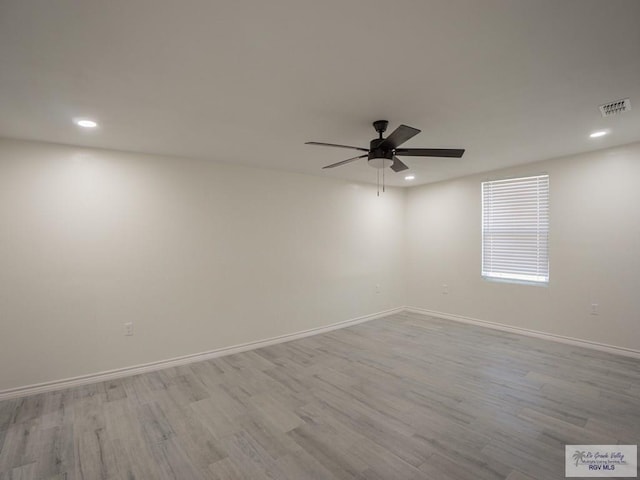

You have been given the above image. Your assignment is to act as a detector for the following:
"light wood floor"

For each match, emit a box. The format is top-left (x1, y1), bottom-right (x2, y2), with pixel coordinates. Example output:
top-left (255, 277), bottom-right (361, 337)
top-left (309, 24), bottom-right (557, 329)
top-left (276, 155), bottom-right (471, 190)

top-left (1, 312), bottom-right (638, 479)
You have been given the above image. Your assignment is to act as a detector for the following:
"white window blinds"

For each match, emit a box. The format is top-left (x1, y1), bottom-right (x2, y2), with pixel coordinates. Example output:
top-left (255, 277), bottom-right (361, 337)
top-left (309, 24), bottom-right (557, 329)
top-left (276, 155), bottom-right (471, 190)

top-left (482, 174), bottom-right (549, 284)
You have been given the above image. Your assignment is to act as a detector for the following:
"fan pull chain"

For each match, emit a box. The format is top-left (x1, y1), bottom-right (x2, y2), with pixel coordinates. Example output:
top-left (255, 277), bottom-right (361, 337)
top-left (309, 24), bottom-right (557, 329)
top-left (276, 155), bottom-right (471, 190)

top-left (383, 165), bottom-right (385, 193)
top-left (377, 168), bottom-right (380, 196)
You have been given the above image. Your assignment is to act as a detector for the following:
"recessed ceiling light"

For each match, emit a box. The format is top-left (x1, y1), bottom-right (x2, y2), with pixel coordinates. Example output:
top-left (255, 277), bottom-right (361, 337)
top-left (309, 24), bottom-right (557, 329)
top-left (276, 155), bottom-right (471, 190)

top-left (589, 130), bottom-right (608, 138)
top-left (75, 119), bottom-right (98, 128)
top-left (405, 175), bottom-right (415, 181)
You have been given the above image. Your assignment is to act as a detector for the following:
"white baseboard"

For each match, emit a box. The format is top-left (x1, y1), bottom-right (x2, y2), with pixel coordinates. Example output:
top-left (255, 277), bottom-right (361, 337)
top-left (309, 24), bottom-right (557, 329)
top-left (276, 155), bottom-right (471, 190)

top-left (406, 306), bottom-right (640, 360)
top-left (0, 307), bottom-right (404, 401)
top-left (5, 305), bottom-right (636, 401)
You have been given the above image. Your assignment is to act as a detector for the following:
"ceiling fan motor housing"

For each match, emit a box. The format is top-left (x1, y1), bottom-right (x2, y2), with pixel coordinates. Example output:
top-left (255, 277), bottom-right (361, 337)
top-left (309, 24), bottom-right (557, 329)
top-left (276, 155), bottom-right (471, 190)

top-left (368, 138), bottom-right (393, 168)
top-left (368, 137), bottom-right (394, 168)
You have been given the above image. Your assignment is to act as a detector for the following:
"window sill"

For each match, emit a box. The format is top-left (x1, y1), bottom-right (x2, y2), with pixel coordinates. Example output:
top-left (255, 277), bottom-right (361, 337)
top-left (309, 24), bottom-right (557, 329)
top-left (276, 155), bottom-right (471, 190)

top-left (482, 276), bottom-right (549, 287)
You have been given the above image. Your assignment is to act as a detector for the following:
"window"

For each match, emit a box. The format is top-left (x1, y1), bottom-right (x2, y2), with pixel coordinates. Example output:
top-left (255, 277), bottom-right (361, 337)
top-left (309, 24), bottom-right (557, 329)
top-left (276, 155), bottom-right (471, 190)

top-left (482, 174), bottom-right (549, 284)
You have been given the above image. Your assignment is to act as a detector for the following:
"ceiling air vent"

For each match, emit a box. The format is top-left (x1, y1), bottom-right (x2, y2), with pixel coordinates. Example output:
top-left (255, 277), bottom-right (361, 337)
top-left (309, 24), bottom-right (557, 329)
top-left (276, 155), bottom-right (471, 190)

top-left (599, 98), bottom-right (631, 117)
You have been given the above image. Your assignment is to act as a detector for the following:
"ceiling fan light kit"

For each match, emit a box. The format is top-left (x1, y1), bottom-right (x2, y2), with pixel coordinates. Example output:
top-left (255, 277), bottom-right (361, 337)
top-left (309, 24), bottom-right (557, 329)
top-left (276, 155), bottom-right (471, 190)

top-left (306, 120), bottom-right (465, 194)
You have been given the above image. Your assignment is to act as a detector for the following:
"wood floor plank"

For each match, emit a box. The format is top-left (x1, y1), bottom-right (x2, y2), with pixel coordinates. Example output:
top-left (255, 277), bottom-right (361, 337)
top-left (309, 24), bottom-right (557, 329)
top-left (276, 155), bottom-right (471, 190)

top-left (506, 470), bottom-right (538, 480)
top-left (418, 451), bottom-right (505, 480)
top-left (1, 311), bottom-right (639, 479)
top-left (208, 457), bottom-right (253, 480)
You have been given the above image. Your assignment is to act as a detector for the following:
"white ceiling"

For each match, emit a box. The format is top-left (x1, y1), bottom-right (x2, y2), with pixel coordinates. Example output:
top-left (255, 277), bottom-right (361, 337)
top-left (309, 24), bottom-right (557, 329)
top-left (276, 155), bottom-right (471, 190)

top-left (1, 0), bottom-right (639, 187)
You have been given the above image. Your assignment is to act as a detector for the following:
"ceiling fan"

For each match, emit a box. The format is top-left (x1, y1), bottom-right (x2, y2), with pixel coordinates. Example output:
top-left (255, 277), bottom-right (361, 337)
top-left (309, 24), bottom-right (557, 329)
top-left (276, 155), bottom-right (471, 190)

top-left (306, 120), bottom-right (465, 172)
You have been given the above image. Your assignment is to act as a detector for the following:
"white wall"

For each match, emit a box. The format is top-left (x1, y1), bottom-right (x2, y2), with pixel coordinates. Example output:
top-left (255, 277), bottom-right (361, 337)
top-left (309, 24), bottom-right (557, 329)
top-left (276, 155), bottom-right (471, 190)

top-left (3, 138), bottom-right (639, 392)
top-left (406, 142), bottom-right (640, 351)
top-left (0, 138), bottom-right (406, 391)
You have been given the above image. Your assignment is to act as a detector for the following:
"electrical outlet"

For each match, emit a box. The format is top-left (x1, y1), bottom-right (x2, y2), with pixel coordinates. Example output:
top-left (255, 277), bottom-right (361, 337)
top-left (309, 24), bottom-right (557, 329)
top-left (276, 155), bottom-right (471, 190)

top-left (590, 304), bottom-right (599, 315)
top-left (442, 284), bottom-right (449, 295)
top-left (375, 284), bottom-right (381, 294)
top-left (124, 322), bottom-right (134, 336)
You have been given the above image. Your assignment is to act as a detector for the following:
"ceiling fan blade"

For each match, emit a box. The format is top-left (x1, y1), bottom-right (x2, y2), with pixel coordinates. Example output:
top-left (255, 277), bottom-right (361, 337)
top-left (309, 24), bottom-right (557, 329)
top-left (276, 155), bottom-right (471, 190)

top-left (322, 154), bottom-right (368, 169)
top-left (379, 124), bottom-right (421, 149)
top-left (391, 157), bottom-right (409, 172)
top-left (306, 142), bottom-right (368, 152)
top-left (395, 148), bottom-right (465, 158)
